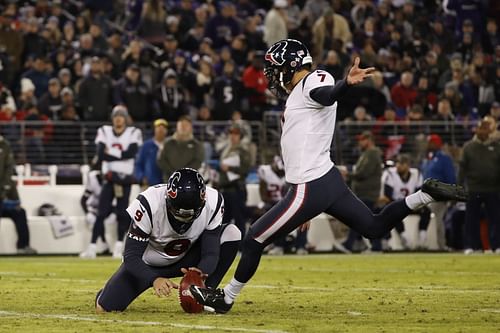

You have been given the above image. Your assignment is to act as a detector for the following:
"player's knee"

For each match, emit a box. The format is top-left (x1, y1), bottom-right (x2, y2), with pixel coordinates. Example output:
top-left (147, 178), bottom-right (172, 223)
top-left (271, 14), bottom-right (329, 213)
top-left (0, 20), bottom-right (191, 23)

top-left (220, 224), bottom-right (242, 244)
top-left (241, 232), bottom-right (264, 254)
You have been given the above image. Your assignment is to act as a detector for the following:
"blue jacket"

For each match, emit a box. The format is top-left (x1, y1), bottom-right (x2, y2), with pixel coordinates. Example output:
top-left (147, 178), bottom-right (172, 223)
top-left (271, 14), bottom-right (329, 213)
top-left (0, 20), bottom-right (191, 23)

top-left (422, 150), bottom-right (457, 184)
top-left (135, 139), bottom-right (163, 186)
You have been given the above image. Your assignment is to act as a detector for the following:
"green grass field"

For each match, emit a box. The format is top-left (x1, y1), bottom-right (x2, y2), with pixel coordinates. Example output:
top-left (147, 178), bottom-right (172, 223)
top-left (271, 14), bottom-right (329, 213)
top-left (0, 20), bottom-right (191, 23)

top-left (1, 254), bottom-right (499, 333)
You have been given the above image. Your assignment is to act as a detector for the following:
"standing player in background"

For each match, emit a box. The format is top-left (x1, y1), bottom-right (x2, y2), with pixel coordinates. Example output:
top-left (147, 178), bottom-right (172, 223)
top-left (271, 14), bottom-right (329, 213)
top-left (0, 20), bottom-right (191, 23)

top-left (95, 168), bottom-right (241, 312)
top-left (190, 39), bottom-right (468, 313)
top-left (380, 154), bottom-right (431, 250)
top-left (80, 106), bottom-right (142, 259)
top-left (258, 155), bottom-right (308, 255)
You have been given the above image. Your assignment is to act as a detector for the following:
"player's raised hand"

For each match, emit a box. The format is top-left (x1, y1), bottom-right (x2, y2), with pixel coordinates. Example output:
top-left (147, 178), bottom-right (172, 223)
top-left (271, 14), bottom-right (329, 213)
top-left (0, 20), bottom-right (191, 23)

top-left (153, 277), bottom-right (178, 297)
top-left (346, 57), bottom-right (375, 85)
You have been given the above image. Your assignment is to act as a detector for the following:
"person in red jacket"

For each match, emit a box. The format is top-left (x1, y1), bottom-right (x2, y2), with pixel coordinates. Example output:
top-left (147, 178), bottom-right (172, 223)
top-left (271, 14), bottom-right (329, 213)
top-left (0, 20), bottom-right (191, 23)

top-left (390, 71), bottom-right (417, 114)
top-left (242, 52), bottom-right (268, 120)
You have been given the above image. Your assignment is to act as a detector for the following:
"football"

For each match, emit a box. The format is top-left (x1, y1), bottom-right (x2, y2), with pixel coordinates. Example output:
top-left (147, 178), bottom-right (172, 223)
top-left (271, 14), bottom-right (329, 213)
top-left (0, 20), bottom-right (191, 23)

top-left (179, 270), bottom-right (205, 313)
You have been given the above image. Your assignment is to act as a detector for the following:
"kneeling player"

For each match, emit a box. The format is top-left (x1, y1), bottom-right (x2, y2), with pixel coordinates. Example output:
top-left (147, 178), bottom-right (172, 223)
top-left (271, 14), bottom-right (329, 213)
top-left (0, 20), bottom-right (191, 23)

top-left (95, 168), bottom-right (241, 312)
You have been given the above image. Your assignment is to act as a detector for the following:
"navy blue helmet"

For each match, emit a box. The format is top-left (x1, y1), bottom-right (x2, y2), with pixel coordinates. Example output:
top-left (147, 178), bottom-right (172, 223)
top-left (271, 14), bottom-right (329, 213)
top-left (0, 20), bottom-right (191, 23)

top-left (166, 168), bottom-right (206, 223)
top-left (264, 39), bottom-right (312, 98)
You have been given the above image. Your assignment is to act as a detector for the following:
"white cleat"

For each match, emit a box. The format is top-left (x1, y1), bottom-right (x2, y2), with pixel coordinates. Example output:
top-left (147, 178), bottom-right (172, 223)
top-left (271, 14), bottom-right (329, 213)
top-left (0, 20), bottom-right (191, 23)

top-left (80, 244), bottom-right (97, 259)
top-left (112, 241), bottom-right (123, 259)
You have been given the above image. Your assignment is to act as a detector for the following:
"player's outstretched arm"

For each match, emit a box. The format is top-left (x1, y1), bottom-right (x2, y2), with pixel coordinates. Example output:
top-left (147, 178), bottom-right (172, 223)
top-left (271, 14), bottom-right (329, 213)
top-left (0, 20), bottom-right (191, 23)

top-left (346, 57), bottom-right (376, 85)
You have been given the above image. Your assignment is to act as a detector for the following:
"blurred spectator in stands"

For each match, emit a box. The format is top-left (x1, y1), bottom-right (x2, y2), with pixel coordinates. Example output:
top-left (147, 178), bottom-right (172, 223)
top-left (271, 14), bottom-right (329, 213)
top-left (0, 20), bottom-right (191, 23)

top-left (0, 9), bottom-right (23, 76)
top-left (230, 34), bottom-right (249, 68)
top-left (106, 32), bottom-right (124, 74)
top-left (2, 178), bottom-right (37, 255)
top-left (157, 34), bottom-right (179, 73)
top-left (353, 17), bottom-right (382, 51)
top-left (75, 14), bottom-right (89, 36)
top-left (121, 39), bottom-right (142, 72)
top-left (0, 82), bottom-right (16, 117)
top-left (263, 0), bottom-right (288, 48)
top-left (0, 133), bottom-right (13, 206)
top-left (58, 68), bottom-right (72, 91)
top-left (428, 18), bottom-right (454, 55)
top-left (414, 76), bottom-right (438, 116)
top-left (137, 0), bottom-right (167, 45)
top-left (242, 51), bottom-right (268, 120)
top-left (174, 0), bottom-right (196, 35)
top-left (205, 2), bottom-right (240, 49)
top-left (242, 16), bottom-right (266, 53)
top-left (489, 102), bottom-right (500, 124)
top-left (231, 110), bottom-right (252, 147)
top-left (60, 87), bottom-right (76, 109)
top-left (22, 18), bottom-right (49, 64)
top-left (482, 18), bottom-right (498, 55)
top-left (78, 33), bottom-right (95, 60)
top-left (23, 102), bottom-right (50, 164)
top-left (21, 56), bottom-right (50, 99)
top-left (402, 104), bottom-right (428, 164)
top-left (52, 49), bottom-right (67, 76)
top-left (154, 68), bottom-right (188, 122)
top-left (456, 32), bottom-right (474, 64)
top-left (190, 57), bottom-right (213, 108)
top-left (374, 104), bottom-right (405, 159)
top-left (285, 0), bottom-right (301, 36)
top-left (343, 130), bottom-right (383, 252)
top-left (158, 115), bottom-right (204, 181)
top-left (135, 118), bottom-right (168, 189)
top-left (196, 105), bottom-right (217, 162)
top-left (459, 118), bottom-right (500, 254)
top-left (38, 78), bottom-right (63, 120)
top-left (218, 124), bottom-right (251, 238)
top-left (114, 64), bottom-right (152, 122)
top-left (350, 0), bottom-right (375, 31)
top-left (236, 0), bottom-right (256, 19)
top-left (431, 98), bottom-right (456, 144)
top-left (302, 0), bottom-right (330, 28)
top-left (468, 70), bottom-right (495, 118)
top-left (56, 103), bottom-right (82, 164)
top-left (17, 78), bottom-right (37, 110)
top-left (213, 60), bottom-right (242, 120)
top-left (89, 23), bottom-right (108, 52)
top-left (182, 22), bottom-right (205, 53)
top-left (170, 51), bottom-right (193, 89)
top-left (421, 134), bottom-right (456, 250)
top-left (312, 8), bottom-right (352, 62)
top-left (390, 71), bottom-right (416, 115)
top-left (61, 21), bottom-right (76, 49)
top-left (483, 115), bottom-right (500, 142)
top-left (420, 51), bottom-right (443, 93)
top-left (78, 56), bottom-right (114, 121)
top-left (440, 83), bottom-right (464, 117)
top-left (319, 50), bottom-right (345, 82)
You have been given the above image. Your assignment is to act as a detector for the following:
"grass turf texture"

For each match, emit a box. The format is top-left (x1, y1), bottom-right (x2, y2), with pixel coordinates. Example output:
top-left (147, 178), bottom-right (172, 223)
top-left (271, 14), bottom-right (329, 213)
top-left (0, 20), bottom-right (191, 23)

top-left (0, 254), bottom-right (499, 333)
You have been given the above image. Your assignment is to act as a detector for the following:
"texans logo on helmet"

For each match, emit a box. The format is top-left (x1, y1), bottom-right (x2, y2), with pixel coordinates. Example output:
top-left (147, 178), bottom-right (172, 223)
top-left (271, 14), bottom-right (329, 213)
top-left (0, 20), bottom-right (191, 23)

top-left (167, 172), bottom-right (181, 199)
top-left (265, 40), bottom-right (288, 66)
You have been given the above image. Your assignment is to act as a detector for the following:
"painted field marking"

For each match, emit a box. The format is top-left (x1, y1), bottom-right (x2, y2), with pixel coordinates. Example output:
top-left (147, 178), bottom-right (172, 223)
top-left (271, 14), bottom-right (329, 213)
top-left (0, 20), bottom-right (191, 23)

top-left (0, 310), bottom-right (289, 333)
top-left (479, 309), bottom-right (500, 314)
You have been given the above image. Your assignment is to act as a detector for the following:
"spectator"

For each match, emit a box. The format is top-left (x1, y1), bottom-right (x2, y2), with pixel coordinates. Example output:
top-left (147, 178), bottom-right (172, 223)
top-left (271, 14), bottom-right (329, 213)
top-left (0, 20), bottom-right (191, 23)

top-left (302, 0), bottom-right (331, 28)
top-left (242, 52), bottom-right (268, 120)
top-left (2, 178), bottom-right (37, 254)
top-left (38, 78), bottom-right (63, 120)
top-left (421, 134), bottom-right (457, 250)
top-left (21, 56), bottom-right (50, 99)
top-left (343, 131), bottom-right (383, 252)
top-left (213, 60), bottom-right (242, 120)
top-left (23, 102), bottom-right (51, 164)
top-left (482, 18), bottom-right (499, 54)
top-left (204, 2), bottom-right (240, 49)
top-left (218, 124), bottom-right (251, 238)
top-left (78, 56), bottom-right (114, 121)
top-left (155, 69), bottom-right (188, 121)
top-left (80, 106), bottom-right (143, 259)
top-left (0, 133), bottom-right (14, 206)
top-left (22, 18), bottom-right (50, 64)
top-left (58, 68), bottom-right (73, 91)
top-left (489, 102), bottom-right (500, 124)
top-left (431, 98), bottom-right (456, 144)
top-left (390, 71), bottom-right (417, 113)
top-left (189, 57), bottom-right (214, 108)
top-left (89, 23), bottom-right (108, 52)
top-left (312, 8), bottom-right (352, 62)
top-left (114, 64), bottom-right (152, 122)
top-left (135, 119), bottom-right (168, 189)
top-left (157, 115), bottom-right (204, 181)
top-left (263, 0), bottom-right (288, 48)
top-left (459, 118), bottom-right (500, 254)
top-left (414, 76), bottom-right (438, 116)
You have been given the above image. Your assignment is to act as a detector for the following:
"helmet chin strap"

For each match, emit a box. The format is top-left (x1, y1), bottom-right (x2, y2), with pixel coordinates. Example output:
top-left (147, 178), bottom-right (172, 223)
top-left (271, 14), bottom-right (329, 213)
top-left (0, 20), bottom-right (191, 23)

top-left (279, 72), bottom-right (291, 94)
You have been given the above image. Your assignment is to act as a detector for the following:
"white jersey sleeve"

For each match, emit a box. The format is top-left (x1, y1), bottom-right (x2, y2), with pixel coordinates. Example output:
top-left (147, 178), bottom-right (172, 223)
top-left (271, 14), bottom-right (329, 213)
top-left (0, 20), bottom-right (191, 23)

top-left (303, 70), bottom-right (336, 109)
top-left (94, 126), bottom-right (107, 145)
top-left (126, 195), bottom-right (153, 235)
top-left (205, 188), bottom-right (224, 231)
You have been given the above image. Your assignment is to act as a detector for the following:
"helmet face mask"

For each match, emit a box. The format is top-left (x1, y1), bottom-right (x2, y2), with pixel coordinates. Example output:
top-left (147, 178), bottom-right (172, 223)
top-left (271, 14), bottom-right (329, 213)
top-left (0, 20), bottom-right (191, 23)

top-left (264, 39), bottom-right (312, 98)
top-left (165, 169), bottom-right (206, 224)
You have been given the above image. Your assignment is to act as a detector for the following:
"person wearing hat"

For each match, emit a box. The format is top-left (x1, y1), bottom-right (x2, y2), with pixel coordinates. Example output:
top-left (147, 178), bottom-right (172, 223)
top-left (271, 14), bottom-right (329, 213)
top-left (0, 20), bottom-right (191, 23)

top-left (343, 130), bottom-right (383, 252)
top-left (157, 115), bottom-right (204, 181)
top-left (218, 124), bottom-right (251, 238)
top-left (135, 119), bottom-right (168, 189)
top-left (80, 105), bottom-right (143, 259)
top-left (459, 118), bottom-right (500, 254)
top-left (114, 63), bottom-right (152, 121)
top-left (421, 133), bottom-right (456, 250)
top-left (38, 77), bottom-right (63, 120)
top-left (78, 56), bottom-right (114, 121)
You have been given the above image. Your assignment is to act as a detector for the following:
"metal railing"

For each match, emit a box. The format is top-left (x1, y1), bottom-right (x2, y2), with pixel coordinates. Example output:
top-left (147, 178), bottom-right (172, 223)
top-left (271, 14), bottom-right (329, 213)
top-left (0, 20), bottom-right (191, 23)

top-left (0, 118), bottom-right (478, 168)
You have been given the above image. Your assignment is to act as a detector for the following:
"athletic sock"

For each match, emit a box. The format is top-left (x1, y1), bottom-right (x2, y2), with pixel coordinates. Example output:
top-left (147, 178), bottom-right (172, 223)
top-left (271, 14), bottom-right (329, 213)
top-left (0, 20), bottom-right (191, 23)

top-left (223, 278), bottom-right (246, 304)
top-left (405, 190), bottom-right (434, 210)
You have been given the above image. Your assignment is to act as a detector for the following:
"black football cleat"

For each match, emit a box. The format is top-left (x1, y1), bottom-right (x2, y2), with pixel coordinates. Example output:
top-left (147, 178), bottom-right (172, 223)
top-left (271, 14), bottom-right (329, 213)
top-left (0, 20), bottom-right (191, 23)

top-left (189, 285), bottom-right (233, 314)
top-left (422, 178), bottom-right (468, 202)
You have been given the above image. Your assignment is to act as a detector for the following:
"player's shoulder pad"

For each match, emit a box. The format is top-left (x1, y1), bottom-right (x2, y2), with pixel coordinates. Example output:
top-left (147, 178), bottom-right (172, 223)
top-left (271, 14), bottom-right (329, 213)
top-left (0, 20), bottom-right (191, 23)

top-left (138, 185), bottom-right (168, 219)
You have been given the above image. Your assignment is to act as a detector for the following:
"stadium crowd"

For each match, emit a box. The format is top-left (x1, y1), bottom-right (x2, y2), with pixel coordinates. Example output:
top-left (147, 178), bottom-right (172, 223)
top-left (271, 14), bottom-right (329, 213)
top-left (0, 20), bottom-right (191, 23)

top-left (0, 0), bottom-right (499, 255)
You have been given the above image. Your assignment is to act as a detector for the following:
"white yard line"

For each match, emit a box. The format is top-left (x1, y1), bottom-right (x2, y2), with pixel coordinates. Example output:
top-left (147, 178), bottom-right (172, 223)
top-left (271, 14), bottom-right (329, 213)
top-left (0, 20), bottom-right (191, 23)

top-left (0, 310), bottom-right (289, 333)
top-left (479, 309), bottom-right (500, 314)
